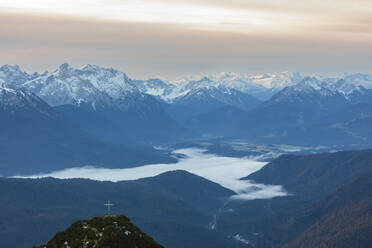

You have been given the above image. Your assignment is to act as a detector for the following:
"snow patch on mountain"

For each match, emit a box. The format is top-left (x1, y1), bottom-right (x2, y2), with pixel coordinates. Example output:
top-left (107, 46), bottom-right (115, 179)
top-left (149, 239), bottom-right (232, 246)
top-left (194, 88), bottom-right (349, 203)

top-left (1, 63), bottom-right (372, 107)
top-left (136, 71), bottom-right (304, 102)
top-left (291, 77), bottom-right (368, 97)
top-left (233, 234), bottom-right (250, 245)
top-left (79, 64), bottom-right (138, 98)
top-left (18, 63), bottom-right (141, 108)
top-left (0, 64), bottom-right (40, 88)
top-left (0, 85), bottom-right (54, 116)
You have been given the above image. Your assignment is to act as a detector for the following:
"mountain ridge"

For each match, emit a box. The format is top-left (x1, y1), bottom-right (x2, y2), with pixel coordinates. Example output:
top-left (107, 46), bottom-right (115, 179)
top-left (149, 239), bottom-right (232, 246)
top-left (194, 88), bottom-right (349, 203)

top-left (0, 86), bottom-right (176, 176)
top-left (2, 64), bottom-right (372, 145)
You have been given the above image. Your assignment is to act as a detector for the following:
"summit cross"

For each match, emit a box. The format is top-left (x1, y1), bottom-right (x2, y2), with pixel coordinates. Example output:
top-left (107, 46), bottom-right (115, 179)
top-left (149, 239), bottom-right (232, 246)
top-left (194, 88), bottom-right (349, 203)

top-left (104, 200), bottom-right (114, 216)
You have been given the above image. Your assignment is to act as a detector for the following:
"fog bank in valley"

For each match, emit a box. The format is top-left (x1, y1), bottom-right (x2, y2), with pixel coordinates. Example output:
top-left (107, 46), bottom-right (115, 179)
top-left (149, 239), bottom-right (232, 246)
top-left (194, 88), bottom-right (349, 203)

top-left (18, 148), bottom-right (288, 200)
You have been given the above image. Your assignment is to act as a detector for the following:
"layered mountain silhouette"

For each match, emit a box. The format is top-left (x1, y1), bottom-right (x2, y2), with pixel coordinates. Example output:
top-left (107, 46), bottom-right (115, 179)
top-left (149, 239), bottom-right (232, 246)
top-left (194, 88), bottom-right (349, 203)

top-left (214, 149), bottom-right (372, 248)
top-left (0, 85), bottom-right (175, 176)
top-left (8, 63), bottom-right (189, 143)
top-left (239, 77), bottom-right (372, 144)
top-left (2, 149), bottom-right (372, 248)
top-left (2, 64), bottom-right (372, 145)
top-left (0, 171), bottom-right (235, 248)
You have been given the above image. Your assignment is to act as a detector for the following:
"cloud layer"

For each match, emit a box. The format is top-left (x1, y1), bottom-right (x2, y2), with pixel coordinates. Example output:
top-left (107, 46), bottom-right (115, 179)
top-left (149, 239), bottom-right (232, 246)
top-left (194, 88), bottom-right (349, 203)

top-left (0, 0), bottom-right (371, 78)
top-left (1, 0), bottom-right (371, 35)
top-left (16, 148), bottom-right (288, 201)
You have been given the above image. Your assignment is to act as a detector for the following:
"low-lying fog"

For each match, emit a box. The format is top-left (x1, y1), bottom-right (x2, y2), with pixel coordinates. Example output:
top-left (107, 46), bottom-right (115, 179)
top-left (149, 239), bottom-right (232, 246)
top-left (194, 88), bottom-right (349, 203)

top-left (18, 148), bottom-right (288, 200)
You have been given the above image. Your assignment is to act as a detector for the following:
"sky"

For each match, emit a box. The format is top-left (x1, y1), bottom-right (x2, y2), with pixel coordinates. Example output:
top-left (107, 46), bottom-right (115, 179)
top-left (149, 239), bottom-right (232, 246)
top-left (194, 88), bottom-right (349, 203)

top-left (0, 0), bottom-right (371, 79)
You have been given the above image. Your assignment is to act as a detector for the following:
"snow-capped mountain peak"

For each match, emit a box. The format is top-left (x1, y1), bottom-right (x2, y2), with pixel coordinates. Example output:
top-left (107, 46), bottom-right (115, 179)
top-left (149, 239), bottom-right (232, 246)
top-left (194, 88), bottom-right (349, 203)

top-left (274, 76), bottom-right (371, 105)
top-left (132, 71), bottom-right (305, 102)
top-left (74, 64), bottom-right (138, 98)
top-left (185, 77), bottom-right (217, 90)
top-left (343, 73), bottom-right (372, 89)
top-left (0, 64), bottom-right (39, 88)
top-left (0, 85), bottom-right (54, 116)
top-left (132, 78), bottom-right (176, 99)
top-left (0, 64), bottom-right (22, 74)
top-left (249, 71), bottom-right (302, 89)
top-left (58, 62), bottom-right (73, 72)
top-left (293, 77), bottom-right (324, 91)
top-left (81, 63), bottom-right (102, 71)
top-left (20, 64), bottom-right (141, 108)
top-left (1, 63), bottom-right (372, 112)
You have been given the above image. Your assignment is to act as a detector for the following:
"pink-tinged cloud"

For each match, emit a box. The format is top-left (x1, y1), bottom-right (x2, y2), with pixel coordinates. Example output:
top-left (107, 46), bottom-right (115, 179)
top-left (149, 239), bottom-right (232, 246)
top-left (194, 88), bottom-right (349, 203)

top-left (0, 1), bottom-right (371, 78)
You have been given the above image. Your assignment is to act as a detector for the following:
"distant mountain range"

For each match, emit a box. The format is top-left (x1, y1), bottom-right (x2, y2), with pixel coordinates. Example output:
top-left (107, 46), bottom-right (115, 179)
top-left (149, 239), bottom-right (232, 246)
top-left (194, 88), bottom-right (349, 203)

top-left (2, 63), bottom-right (372, 175)
top-left (240, 77), bottom-right (372, 144)
top-left (1, 63), bottom-right (189, 144)
top-left (2, 64), bottom-right (372, 105)
top-left (134, 71), bottom-right (304, 101)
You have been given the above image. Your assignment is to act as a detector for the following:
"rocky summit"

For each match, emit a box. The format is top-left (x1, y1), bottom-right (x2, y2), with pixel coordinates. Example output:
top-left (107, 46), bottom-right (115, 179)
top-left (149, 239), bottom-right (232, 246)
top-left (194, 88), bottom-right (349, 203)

top-left (35, 215), bottom-right (163, 248)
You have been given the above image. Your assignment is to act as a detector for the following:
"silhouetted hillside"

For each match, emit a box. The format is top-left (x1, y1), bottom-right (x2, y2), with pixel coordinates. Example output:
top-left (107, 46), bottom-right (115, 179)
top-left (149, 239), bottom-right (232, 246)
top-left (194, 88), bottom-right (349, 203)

top-left (0, 171), bottom-right (235, 248)
top-left (215, 150), bottom-right (372, 248)
top-left (284, 174), bottom-right (372, 248)
top-left (245, 149), bottom-right (372, 199)
top-left (36, 215), bottom-right (163, 248)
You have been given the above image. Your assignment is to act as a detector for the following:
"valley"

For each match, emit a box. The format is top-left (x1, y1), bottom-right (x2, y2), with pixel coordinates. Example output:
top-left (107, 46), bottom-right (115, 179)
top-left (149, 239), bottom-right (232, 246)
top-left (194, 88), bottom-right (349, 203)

top-left (16, 147), bottom-right (286, 200)
top-left (1, 64), bottom-right (372, 248)
top-left (2, 2), bottom-right (371, 247)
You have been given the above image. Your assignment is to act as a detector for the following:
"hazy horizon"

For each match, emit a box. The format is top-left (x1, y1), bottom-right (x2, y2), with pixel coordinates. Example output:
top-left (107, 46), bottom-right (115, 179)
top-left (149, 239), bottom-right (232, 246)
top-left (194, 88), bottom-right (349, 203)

top-left (1, 0), bottom-right (371, 79)
top-left (1, 61), bottom-right (370, 83)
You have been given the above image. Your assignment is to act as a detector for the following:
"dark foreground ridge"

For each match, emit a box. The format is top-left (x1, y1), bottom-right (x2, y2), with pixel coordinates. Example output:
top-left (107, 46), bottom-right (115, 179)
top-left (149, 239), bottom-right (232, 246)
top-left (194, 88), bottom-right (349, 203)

top-left (35, 215), bottom-right (163, 248)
